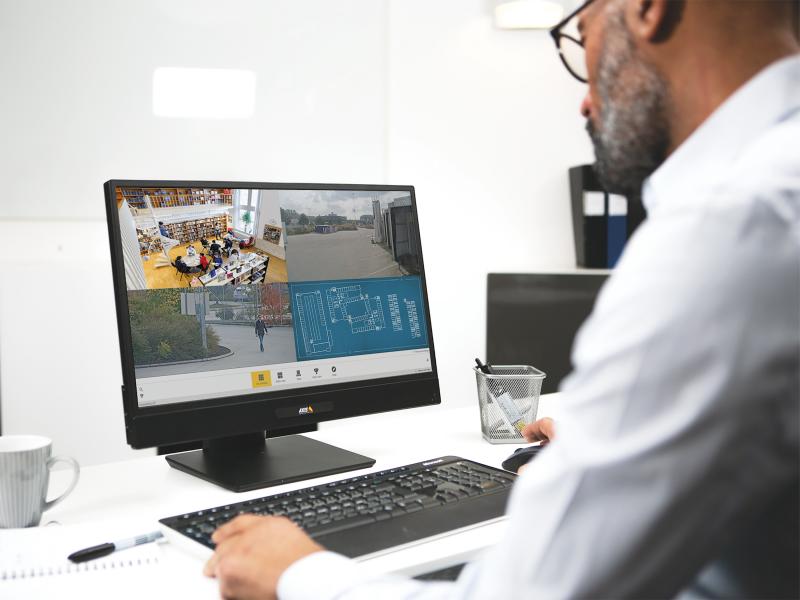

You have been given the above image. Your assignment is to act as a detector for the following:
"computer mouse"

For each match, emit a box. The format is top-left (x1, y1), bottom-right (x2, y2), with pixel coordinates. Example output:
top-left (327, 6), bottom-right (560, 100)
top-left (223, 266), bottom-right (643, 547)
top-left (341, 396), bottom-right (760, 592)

top-left (501, 445), bottom-right (544, 473)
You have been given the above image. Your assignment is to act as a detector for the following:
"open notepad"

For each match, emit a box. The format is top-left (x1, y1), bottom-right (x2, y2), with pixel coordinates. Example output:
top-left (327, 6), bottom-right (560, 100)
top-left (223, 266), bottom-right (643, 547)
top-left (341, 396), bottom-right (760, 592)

top-left (1, 523), bottom-right (217, 599)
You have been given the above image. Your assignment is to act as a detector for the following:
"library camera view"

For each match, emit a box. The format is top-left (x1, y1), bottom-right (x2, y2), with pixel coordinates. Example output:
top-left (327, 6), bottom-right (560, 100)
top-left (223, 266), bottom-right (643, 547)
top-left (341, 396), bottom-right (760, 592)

top-left (117, 187), bottom-right (286, 290)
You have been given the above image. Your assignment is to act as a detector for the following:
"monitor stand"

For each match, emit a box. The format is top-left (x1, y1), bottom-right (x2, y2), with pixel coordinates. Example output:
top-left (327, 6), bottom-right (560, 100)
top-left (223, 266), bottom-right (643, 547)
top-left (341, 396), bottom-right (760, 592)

top-left (165, 431), bottom-right (375, 493)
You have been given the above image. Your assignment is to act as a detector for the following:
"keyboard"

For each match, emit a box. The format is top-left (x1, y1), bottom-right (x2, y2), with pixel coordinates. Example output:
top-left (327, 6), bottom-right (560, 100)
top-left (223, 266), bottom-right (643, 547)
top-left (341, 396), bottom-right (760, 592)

top-left (160, 456), bottom-right (516, 559)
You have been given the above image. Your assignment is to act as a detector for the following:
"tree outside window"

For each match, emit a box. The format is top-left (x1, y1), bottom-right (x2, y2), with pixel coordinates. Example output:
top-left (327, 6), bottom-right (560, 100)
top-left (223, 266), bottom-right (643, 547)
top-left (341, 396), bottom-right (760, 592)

top-left (242, 210), bottom-right (253, 233)
top-left (234, 189), bottom-right (259, 233)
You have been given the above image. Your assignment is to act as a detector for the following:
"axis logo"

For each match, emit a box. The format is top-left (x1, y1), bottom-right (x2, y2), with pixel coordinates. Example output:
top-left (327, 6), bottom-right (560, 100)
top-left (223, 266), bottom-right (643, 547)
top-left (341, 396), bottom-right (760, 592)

top-left (298, 405), bottom-right (315, 415)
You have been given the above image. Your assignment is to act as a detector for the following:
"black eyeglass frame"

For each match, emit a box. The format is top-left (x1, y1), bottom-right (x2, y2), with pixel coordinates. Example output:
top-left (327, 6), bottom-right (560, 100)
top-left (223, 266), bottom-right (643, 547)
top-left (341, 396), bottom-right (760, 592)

top-left (549, 0), bottom-right (597, 83)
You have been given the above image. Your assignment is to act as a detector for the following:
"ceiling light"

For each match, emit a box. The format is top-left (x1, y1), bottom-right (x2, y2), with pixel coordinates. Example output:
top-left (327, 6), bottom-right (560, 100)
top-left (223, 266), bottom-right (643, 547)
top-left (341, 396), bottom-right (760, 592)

top-left (152, 68), bottom-right (256, 119)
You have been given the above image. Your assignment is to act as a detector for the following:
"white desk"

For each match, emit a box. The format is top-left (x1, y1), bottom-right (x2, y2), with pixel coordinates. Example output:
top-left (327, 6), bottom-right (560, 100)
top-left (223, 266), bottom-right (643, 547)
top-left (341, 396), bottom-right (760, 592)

top-left (182, 254), bottom-right (201, 268)
top-left (198, 253), bottom-right (267, 287)
top-left (39, 396), bottom-right (560, 597)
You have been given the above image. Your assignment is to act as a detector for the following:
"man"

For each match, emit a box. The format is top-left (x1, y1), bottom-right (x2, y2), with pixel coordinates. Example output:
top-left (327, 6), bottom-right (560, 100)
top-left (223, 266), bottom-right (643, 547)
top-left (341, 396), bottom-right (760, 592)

top-left (255, 317), bottom-right (268, 353)
top-left (204, 1), bottom-right (799, 598)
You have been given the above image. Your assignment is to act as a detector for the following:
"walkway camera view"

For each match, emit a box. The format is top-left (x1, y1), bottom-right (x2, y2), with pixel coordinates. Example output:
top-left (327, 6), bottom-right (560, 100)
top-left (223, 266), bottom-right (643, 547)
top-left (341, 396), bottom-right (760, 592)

top-left (279, 189), bottom-right (421, 281)
top-left (130, 284), bottom-right (295, 378)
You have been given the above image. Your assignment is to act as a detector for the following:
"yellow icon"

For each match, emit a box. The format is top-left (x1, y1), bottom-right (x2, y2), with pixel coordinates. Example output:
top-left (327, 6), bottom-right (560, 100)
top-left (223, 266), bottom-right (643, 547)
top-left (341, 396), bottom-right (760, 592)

top-left (251, 370), bottom-right (272, 388)
top-left (307, 405), bottom-right (314, 413)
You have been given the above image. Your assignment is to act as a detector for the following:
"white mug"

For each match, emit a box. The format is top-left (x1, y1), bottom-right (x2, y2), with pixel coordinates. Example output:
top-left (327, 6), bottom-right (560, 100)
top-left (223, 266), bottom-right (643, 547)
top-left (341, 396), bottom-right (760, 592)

top-left (0, 435), bottom-right (80, 528)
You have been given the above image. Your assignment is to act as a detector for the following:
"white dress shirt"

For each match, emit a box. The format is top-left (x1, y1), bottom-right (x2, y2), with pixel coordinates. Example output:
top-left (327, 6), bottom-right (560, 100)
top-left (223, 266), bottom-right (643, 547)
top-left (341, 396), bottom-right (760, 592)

top-left (278, 55), bottom-right (800, 600)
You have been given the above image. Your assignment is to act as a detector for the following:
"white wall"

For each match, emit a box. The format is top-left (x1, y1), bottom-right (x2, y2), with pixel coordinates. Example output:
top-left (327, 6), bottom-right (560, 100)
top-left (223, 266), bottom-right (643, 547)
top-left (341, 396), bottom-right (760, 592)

top-left (0, 0), bottom-right (388, 220)
top-left (0, 222), bottom-right (146, 464)
top-left (0, 0), bottom-right (593, 466)
top-left (254, 190), bottom-right (286, 259)
top-left (387, 0), bottom-right (593, 412)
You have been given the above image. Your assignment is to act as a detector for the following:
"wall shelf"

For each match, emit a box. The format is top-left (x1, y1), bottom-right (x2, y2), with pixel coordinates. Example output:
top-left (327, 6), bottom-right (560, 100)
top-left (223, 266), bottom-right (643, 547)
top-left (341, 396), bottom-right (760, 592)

top-left (118, 187), bottom-right (233, 210)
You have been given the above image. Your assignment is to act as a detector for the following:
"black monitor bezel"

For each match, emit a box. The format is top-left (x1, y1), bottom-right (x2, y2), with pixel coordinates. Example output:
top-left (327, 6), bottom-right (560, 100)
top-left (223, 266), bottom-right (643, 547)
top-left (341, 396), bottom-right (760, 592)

top-left (105, 179), bottom-right (440, 449)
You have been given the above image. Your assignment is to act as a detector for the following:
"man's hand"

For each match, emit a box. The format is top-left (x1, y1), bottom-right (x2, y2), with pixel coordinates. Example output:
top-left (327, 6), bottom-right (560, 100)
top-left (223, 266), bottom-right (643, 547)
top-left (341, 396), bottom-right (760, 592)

top-left (521, 417), bottom-right (555, 445)
top-left (203, 515), bottom-right (324, 600)
top-left (517, 418), bottom-right (556, 474)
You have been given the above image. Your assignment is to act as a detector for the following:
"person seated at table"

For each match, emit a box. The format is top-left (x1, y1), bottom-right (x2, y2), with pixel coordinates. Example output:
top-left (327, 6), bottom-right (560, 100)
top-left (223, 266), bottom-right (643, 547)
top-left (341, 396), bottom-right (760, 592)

top-left (186, 244), bottom-right (197, 257)
top-left (200, 237), bottom-right (210, 249)
top-left (199, 253), bottom-right (210, 272)
top-left (230, 248), bottom-right (240, 264)
top-left (213, 253), bottom-right (223, 267)
top-left (223, 236), bottom-right (234, 256)
top-left (210, 239), bottom-right (222, 255)
top-left (175, 255), bottom-right (201, 275)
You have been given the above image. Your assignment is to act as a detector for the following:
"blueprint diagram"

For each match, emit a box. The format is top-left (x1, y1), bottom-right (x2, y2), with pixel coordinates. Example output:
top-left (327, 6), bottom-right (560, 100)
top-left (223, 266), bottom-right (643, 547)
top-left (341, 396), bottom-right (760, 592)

top-left (326, 285), bottom-right (386, 334)
top-left (294, 290), bottom-right (333, 355)
top-left (388, 294), bottom-right (403, 332)
top-left (404, 298), bottom-right (421, 339)
top-left (290, 276), bottom-right (429, 361)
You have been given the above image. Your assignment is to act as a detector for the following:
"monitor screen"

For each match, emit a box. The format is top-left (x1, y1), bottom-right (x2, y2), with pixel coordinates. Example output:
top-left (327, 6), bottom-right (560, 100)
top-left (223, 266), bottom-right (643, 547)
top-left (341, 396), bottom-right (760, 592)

top-left (112, 184), bottom-right (434, 410)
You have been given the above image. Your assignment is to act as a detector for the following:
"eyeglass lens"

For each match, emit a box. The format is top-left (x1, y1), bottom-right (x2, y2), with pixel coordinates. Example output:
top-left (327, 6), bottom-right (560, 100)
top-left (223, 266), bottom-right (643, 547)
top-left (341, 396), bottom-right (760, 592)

top-left (558, 15), bottom-right (587, 82)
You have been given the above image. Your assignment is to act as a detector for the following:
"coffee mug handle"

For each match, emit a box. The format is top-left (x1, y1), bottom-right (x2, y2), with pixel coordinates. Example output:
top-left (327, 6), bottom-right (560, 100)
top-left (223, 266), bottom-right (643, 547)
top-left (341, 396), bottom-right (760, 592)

top-left (44, 456), bottom-right (80, 511)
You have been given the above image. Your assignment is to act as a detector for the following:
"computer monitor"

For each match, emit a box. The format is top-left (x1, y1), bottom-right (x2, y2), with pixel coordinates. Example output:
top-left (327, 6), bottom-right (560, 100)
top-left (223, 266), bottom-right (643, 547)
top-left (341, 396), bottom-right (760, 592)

top-left (104, 180), bottom-right (439, 491)
top-left (486, 273), bottom-right (608, 394)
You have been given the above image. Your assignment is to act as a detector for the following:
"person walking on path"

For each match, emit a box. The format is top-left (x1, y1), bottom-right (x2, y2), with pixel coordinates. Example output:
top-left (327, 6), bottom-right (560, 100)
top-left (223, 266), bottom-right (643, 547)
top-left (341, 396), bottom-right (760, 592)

top-left (255, 317), bottom-right (268, 352)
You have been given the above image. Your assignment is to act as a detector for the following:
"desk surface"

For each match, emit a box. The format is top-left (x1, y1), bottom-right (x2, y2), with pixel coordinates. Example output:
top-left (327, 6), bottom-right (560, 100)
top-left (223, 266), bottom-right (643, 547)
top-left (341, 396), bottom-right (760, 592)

top-left (41, 396), bottom-right (561, 595)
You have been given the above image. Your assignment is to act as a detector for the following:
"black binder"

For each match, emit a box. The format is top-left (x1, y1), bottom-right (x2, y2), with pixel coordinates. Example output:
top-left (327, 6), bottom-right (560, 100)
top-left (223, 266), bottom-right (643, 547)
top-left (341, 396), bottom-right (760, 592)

top-left (569, 164), bottom-right (645, 268)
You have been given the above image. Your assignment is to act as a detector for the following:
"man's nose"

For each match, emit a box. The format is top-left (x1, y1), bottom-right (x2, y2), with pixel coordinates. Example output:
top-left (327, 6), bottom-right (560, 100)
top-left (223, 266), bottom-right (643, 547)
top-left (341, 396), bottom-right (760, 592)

top-left (580, 92), bottom-right (592, 118)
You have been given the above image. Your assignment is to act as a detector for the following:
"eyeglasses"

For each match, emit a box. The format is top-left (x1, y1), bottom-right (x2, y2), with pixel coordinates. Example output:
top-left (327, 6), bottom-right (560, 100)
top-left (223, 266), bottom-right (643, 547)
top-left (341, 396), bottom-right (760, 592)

top-left (549, 0), bottom-right (596, 83)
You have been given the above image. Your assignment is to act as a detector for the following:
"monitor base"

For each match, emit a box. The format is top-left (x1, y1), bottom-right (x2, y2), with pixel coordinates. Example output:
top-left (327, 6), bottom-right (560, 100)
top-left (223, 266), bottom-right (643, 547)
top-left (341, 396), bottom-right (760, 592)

top-left (165, 433), bottom-right (375, 492)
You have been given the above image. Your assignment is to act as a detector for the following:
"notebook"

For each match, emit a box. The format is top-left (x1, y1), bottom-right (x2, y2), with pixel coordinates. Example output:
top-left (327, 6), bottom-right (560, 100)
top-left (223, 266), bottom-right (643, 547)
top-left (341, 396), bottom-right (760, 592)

top-left (1, 523), bottom-right (217, 599)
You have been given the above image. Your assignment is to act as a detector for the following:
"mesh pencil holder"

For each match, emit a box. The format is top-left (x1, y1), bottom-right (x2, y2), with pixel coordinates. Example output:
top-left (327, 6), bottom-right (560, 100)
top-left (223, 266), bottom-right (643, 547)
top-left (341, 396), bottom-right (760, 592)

top-left (474, 365), bottom-right (546, 443)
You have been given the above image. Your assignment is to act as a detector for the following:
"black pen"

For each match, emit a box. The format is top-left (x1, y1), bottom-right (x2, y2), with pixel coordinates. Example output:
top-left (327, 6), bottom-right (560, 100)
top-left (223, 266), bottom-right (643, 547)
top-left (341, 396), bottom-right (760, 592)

top-left (474, 358), bottom-right (493, 374)
top-left (68, 531), bottom-right (164, 563)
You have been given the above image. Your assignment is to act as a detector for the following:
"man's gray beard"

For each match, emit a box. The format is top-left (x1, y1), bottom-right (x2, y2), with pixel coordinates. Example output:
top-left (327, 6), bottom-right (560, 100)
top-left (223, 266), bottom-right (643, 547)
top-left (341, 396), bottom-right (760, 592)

top-left (587, 9), bottom-right (671, 197)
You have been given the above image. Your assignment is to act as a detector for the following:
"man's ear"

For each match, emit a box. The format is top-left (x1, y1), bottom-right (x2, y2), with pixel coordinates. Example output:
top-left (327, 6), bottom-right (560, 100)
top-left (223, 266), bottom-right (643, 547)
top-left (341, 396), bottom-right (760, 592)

top-left (627, 0), bottom-right (684, 43)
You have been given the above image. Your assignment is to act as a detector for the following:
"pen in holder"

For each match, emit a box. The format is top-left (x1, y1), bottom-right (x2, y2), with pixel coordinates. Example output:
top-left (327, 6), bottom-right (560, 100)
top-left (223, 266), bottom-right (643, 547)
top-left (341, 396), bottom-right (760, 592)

top-left (473, 365), bottom-right (546, 443)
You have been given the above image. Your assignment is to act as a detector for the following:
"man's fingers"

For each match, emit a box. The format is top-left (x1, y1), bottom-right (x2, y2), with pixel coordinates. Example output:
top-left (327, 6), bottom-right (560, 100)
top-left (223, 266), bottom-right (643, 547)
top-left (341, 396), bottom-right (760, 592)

top-left (213, 514), bottom-right (261, 543)
top-left (204, 534), bottom-right (235, 578)
top-left (203, 551), bottom-right (219, 578)
top-left (216, 554), bottom-right (248, 600)
top-left (204, 527), bottom-right (246, 578)
top-left (522, 417), bottom-right (556, 443)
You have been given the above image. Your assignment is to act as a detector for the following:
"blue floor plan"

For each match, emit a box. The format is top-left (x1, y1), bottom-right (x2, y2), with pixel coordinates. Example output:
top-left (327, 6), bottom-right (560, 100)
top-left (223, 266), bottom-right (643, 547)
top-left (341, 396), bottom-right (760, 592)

top-left (291, 276), bottom-right (429, 360)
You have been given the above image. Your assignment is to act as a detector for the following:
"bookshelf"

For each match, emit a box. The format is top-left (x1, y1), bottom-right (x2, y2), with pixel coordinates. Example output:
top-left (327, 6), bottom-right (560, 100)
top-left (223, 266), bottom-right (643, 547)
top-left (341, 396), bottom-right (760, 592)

top-left (119, 187), bottom-right (234, 210)
top-left (137, 227), bottom-right (163, 254)
top-left (162, 215), bottom-right (229, 244)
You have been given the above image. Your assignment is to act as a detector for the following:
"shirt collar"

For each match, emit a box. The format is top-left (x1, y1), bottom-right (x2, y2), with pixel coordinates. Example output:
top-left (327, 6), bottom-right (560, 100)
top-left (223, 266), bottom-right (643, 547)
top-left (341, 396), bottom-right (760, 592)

top-left (642, 54), bottom-right (800, 214)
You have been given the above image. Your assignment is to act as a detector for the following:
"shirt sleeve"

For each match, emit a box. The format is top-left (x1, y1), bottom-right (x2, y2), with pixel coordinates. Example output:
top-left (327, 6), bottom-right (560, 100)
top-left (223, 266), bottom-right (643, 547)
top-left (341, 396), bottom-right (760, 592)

top-left (277, 551), bottom-right (457, 600)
